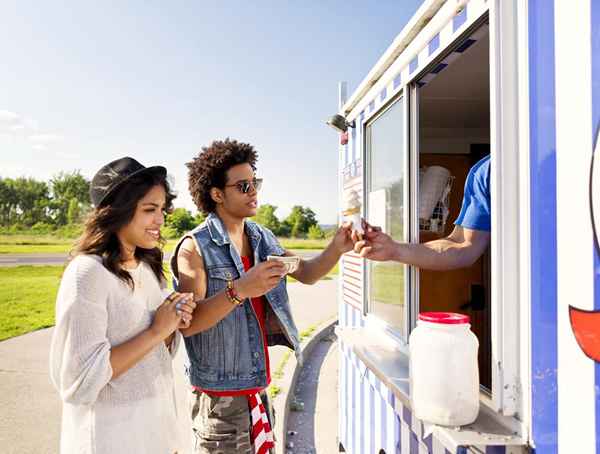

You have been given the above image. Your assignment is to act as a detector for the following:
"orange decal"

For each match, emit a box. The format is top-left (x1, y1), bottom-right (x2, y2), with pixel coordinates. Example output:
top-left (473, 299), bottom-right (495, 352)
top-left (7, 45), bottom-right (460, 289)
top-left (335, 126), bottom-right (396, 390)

top-left (569, 306), bottom-right (600, 362)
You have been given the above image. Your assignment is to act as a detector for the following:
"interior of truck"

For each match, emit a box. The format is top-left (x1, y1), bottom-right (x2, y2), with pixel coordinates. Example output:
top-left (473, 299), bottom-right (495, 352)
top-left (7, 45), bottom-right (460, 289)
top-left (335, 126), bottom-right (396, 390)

top-left (416, 25), bottom-right (491, 390)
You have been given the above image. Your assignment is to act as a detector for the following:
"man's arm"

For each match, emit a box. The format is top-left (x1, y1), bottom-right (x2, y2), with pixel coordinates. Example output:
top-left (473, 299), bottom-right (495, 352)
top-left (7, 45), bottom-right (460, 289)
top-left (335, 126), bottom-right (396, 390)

top-left (177, 238), bottom-right (287, 336)
top-left (176, 238), bottom-right (238, 336)
top-left (287, 222), bottom-right (354, 284)
top-left (354, 225), bottom-right (490, 271)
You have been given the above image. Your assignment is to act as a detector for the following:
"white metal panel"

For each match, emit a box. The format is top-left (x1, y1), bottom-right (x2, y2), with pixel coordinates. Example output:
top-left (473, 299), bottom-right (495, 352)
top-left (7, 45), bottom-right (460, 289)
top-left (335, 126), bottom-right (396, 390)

top-left (489, 0), bottom-right (521, 416)
top-left (554, 0), bottom-right (596, 452)
top-left (516, 0), bottom-right (532, 442)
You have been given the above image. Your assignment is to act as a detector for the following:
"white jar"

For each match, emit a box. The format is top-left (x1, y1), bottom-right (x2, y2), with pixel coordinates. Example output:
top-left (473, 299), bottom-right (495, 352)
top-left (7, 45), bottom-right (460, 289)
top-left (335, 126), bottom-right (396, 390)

top-left (409, 312), bottom-right (479, 426)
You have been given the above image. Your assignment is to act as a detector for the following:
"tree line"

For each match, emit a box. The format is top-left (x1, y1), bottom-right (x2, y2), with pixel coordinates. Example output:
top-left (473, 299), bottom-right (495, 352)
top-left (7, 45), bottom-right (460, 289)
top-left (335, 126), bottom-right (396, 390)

top-left (0, 172), bottom-right (90, 232)
top-left (0, 173), bottom-right (327, 239)
top-left (163, 204), bottom-right (326, 239)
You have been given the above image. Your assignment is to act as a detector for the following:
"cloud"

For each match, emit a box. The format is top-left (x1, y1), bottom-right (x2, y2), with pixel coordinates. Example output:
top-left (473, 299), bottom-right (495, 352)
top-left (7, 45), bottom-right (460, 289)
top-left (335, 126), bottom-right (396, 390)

top-left (0, 110), bottom-right (21, 125)
top-left (29, 133), bottom-right (64, 145)
top-left (56, 150), bottom-right (77, 159)
top-left (0, 109), bottom-right (65, 150)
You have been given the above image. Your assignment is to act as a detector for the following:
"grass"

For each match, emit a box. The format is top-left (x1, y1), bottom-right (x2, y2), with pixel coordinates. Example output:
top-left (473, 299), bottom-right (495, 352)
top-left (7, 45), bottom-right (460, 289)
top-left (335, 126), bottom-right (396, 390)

top-left (0, 235), bottom-right (327, 255)
top-left (370, 262), bottom-right (405, 305)
top-left (272, 350), bottom-right (292, 380)
top-left (299, 324), bottom-right (317, 342)
top-left (267, 383), bottom-right (282, 399)
top-left (267, 321), bottom-right (320, 400)
top-left (0, 266), bottom-right (62, 341)
top-left (287, 262), bottom-right (338, 284)
top-left (0, 234), bottom-right (75, 254)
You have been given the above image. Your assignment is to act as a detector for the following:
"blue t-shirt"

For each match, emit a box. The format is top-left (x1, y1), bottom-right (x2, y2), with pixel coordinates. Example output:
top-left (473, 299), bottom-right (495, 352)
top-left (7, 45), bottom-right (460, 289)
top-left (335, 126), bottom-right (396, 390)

top-left (454, 155), bottom-right (491, 232)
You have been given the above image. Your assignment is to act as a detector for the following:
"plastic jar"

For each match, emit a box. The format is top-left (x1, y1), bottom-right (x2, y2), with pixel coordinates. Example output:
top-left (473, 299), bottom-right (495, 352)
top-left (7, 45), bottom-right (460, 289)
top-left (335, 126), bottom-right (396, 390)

top-left (409, 312), bottom-right (479, 426)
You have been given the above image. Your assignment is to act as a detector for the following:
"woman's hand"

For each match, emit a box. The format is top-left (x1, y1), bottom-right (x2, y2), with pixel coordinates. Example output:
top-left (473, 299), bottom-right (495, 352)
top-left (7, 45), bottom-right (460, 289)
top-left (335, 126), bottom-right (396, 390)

top-left (150, 292), bottom-right (196, 339)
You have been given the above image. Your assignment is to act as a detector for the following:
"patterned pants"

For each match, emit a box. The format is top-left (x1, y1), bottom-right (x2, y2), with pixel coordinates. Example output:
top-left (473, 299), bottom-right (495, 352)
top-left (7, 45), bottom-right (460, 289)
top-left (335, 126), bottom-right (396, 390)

top-left (189, 389), bottom-right (275, 454)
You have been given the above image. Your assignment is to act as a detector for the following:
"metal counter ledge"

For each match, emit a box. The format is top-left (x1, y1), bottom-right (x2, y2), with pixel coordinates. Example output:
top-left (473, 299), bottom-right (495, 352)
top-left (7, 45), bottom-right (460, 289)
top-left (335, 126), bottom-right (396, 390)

top-left (336, 326), bottom-right (527, 453)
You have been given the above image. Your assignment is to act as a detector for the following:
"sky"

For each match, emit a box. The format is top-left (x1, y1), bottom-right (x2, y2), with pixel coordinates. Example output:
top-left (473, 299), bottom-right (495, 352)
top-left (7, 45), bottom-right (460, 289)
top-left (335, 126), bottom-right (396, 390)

top-left (0, 1), bottom-right (422, 224)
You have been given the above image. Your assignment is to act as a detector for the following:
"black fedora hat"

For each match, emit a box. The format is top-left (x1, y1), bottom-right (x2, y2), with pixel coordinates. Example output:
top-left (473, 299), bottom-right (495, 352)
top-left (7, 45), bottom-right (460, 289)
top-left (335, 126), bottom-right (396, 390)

top-left (90, 157), bottom-right (167, 208)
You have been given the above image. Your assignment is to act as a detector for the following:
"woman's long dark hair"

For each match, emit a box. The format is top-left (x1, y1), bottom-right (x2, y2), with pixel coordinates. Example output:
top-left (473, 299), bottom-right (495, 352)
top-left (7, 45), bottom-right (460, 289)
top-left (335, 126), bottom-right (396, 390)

top-left (71, 170), bottom-right (176, 288)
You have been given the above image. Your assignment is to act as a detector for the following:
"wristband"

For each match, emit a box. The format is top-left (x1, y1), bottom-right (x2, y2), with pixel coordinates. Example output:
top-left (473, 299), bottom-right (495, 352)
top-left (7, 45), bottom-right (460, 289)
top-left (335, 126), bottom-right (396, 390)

top-left (226, 280), bottom-right (243, 306)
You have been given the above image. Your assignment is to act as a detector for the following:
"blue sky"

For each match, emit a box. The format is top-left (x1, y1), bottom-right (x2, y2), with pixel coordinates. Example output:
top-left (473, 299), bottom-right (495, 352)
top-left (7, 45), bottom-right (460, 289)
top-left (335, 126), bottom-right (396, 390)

top-left (0, 1), bottom-right (422, 224)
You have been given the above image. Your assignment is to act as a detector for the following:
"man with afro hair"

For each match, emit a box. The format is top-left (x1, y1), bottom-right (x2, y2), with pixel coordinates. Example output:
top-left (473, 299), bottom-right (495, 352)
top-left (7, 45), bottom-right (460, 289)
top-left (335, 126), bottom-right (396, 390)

top-left (170, 138), bottom-right (353, 453)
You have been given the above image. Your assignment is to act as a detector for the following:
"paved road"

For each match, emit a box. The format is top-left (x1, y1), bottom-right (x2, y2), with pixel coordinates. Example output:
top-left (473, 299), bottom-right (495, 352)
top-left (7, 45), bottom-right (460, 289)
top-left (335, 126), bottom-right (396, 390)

top-left (0, 277), bottom-right (338, 454)
top-left (0, 250), bottom-right (320, 267)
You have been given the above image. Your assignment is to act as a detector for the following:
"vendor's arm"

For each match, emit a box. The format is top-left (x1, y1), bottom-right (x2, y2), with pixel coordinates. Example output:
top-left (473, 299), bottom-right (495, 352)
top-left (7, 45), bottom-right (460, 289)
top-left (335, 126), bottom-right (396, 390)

top-left (288, 222), bottom-right (353, 284)
top-left (177, 237), bottom-right (286, 336)
top-left (353, 224), bottom-right (490, 271)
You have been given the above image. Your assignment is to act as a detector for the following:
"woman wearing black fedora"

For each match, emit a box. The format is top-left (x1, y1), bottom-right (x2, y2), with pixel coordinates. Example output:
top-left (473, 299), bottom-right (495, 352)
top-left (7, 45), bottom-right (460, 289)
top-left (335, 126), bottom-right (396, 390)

top-left (49, 157), bottom-right (196, 454)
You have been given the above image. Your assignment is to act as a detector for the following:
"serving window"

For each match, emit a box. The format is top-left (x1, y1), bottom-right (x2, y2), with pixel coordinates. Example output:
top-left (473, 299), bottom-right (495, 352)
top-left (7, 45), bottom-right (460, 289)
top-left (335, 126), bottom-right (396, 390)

top-left (365, 97), bottom-right (409, 340)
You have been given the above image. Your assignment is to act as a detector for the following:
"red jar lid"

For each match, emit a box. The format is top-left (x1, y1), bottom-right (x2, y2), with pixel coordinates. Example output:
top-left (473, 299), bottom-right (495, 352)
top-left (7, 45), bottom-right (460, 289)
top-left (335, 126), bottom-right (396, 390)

top-left (418, 312), bottom-right (470, 324)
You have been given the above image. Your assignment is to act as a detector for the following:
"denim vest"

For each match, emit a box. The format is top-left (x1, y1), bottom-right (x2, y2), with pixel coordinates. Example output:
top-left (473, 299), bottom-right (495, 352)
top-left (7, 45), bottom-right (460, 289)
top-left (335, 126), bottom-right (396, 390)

top-left (170, 213), bottom-right (301, 391)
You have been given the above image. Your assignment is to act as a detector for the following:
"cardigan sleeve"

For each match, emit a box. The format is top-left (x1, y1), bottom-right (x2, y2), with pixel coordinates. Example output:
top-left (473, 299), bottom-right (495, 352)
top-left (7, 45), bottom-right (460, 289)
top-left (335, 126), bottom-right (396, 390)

top-left (49, 256), bottom-right (114, 405)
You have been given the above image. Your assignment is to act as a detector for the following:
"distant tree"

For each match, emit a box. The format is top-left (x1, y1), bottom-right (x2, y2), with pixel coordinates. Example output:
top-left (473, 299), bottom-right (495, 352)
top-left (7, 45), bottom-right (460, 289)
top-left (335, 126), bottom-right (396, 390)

top-left (307, 224), bottom-right (325, 240)
top-left (49, 171), bottom-right (90, 225)
top-left (194, 212), bottom-right (206, 225)
top-left (67, 197), bottom-right (82, 224)
top-left (283, 205), bottom-right (318, 238)
top-left (0, 177), bottom-right (18, 225)
top-left (0, 177), bottom-right (50, 226)
top-left (252, 204), bottom-right (280, 233)
top-left (277, 220), bottom-right (292, 238)
top-left (165, 208), bottom-right (196, 237)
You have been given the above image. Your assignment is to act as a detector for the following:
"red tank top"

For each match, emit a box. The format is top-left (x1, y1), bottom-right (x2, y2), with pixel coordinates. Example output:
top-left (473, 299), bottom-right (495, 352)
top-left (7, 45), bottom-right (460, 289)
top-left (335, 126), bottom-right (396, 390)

top-left (194, 255), bottom-right (271, 396)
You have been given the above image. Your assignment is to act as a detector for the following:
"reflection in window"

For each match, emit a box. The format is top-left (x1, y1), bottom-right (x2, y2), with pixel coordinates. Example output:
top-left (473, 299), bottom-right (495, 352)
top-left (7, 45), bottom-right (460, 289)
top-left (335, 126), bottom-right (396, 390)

top-left (366, 98), bottom-right (406, 338)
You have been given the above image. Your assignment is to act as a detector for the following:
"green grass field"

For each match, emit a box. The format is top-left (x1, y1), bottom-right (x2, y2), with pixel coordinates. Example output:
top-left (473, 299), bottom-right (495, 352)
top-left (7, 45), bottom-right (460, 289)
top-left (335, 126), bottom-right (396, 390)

top-left (0, 256), bottom-right (337, 341)
top-left (0, 266), bottom-right (63, 341)
top-left (0, 234), bottom-right (328, 254)
top-left (370, 263), bottom-right (405, 306)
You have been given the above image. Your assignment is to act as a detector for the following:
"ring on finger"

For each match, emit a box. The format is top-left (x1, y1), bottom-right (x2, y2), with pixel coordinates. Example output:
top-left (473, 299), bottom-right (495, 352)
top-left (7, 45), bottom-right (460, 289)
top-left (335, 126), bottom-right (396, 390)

top-left (167, 293), bottom-right (178, 302)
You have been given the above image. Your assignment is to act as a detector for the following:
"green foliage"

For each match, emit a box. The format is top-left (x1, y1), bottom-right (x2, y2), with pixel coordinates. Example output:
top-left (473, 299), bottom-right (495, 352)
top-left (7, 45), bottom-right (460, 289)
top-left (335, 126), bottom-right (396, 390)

top-left (283, 206), bottom-right (318, 238)
top-left (30, 222), bottom-right (56, 235)
top-left (67, 198), bottom-right (82, 224)
top-left (48, 171), bottom-right (91, 226)
top-left (164, 208), bottom-right (196, 238)
top-left (251, 204), bottom-right (280, 233)
top-left (0, 176), bottom-right (51, 226)
top-left (194, 212), bottom-right (206, 225)
top-left (54, 223), bottom-right (83, 239)
top-left (307, 224), bottom-right (325, 240)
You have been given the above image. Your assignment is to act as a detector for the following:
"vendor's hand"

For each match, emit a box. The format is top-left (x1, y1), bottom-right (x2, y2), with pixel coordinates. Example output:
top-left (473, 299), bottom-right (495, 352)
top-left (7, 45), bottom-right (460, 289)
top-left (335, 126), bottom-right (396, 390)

top-left (353, 224), bottom-right (397, 261)
top-left (331, 221), bottom-right (354, 255)
top-left (350, 219), bottom-right (380, 243)
top-left (236, 261), bottom-right (287, 299)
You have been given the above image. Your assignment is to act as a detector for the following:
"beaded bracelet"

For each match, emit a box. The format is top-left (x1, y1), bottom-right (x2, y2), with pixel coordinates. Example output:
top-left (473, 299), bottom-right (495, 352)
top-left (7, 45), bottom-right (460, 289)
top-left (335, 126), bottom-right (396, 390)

top-left (226, 280), bottom-right (243, 306)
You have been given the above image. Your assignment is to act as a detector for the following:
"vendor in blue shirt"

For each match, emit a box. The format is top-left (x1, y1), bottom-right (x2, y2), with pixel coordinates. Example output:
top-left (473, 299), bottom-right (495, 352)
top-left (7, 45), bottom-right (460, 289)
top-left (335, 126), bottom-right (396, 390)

top-left (353, 155), bottom-right (490, 270)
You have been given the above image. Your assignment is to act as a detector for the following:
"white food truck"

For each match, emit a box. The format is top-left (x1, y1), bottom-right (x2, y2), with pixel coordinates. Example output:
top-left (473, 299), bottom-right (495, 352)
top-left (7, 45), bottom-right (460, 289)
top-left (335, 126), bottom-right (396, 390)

top-left (333, 0), bottom-right (599, 452)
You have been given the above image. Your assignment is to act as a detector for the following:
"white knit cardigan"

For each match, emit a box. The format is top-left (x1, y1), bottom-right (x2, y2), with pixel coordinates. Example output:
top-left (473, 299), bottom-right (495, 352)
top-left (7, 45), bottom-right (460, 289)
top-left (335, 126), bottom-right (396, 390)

top-left (50, 255), bottom-right (184, 454)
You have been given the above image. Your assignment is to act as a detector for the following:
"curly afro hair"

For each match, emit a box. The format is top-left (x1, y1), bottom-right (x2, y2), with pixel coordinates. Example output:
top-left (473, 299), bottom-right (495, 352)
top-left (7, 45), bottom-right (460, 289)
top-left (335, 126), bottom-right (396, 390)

top-left (187, 138), bottom-right (258, 214)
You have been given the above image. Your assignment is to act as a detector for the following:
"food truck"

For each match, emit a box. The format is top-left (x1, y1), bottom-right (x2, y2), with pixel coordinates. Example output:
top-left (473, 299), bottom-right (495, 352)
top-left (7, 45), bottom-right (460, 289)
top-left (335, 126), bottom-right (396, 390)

top-left (334, 0), bottom-right (599, 452)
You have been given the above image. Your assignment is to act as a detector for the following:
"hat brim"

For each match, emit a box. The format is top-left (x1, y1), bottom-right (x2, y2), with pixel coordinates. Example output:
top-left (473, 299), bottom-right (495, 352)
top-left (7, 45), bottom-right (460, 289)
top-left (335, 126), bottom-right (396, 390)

top-left (96, 165), bottom-right (168, 207)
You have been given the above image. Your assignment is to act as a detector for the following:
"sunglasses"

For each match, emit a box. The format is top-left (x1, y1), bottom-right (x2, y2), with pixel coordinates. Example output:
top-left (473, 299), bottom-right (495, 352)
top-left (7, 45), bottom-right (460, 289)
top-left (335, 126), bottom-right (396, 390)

top-left (224, 177), bottom-right (263, 194)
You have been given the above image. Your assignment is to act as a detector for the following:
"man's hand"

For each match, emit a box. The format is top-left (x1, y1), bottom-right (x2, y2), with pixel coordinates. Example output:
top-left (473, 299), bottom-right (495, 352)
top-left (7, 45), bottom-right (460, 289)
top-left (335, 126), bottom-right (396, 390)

top-left (330, 221), bottom-right (354, 255)
top-left (352, 221), bottom-right (397, 261)
top-left (235, 261), bottom-right (287, 299)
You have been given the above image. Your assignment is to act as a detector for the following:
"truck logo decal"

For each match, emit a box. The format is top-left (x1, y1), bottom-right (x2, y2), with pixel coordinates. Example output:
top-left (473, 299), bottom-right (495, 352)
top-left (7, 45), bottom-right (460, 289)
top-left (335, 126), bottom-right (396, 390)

top-left (569, 123), bottom-right (600, 362)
